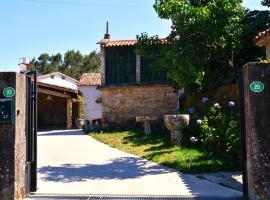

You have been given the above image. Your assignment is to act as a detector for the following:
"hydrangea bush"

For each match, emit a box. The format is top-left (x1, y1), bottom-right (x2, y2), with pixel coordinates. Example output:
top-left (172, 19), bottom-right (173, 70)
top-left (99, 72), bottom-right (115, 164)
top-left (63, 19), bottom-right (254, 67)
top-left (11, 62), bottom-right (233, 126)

top-left (186, 98), bottom-right (240, 158)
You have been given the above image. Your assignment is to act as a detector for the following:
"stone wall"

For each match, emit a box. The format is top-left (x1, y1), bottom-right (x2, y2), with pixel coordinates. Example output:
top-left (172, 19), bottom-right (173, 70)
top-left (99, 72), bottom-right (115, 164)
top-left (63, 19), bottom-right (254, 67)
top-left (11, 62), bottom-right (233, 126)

top-left (186, 84), bottom-right (240, 108)
top-left (0, 72), bottom-right (26, 200)
top-left (100, 84), bottom-right (177, 128)
top-left (15, 73), bottom-right (26, 200)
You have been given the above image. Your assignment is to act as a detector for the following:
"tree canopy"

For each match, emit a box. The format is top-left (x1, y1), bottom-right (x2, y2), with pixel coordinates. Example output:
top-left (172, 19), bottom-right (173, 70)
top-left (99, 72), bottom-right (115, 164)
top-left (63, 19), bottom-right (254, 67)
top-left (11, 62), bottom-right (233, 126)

top-left (261, 0), bottom-right (270, 7)
top-left (137, 0), bottom-right (270, 95)
top-left (236, 10), bottom-right (270, 67)
top-left (29, 50), bottom-right (100, 80)
top-left (137, 0), bottom-right (244, 95)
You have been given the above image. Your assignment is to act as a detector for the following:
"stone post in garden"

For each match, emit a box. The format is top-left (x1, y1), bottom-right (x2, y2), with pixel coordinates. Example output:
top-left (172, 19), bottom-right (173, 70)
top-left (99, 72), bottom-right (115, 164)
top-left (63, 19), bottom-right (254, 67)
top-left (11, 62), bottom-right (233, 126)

top-left (0, 72), bottom-right (26, 200)
top-left (242, 62), bottom-right (270, 200)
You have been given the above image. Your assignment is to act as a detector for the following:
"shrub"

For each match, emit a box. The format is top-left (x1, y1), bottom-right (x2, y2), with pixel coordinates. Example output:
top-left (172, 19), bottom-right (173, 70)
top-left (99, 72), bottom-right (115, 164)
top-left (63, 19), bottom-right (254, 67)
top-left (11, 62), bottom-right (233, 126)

top-left (186, 99), bottom-right (240, 158)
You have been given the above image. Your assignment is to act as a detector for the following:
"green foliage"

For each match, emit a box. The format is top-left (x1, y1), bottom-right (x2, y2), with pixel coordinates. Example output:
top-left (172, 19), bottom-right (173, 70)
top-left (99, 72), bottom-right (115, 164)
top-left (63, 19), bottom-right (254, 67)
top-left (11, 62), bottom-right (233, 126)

top-left (235, 10), bottom-right (270, 67)
top-left (262, 0), bottom-right (270, 7)
top-left (187, 102), bottom-right (240, 157)
top-left (137, 0), bottom-right (244, 95)
top-left (29, 50), bottom-right (100, 80)
top-left (73, 95), bottom-right (85, 119)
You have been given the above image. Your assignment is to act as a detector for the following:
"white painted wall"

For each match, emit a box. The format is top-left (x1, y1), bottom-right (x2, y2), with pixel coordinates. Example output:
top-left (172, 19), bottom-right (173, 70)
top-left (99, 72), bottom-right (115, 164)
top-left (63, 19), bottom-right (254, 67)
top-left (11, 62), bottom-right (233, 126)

top-left (38, 73), bottom-right (78, 90)
top-left (79, 86), bottom-right (102, 121)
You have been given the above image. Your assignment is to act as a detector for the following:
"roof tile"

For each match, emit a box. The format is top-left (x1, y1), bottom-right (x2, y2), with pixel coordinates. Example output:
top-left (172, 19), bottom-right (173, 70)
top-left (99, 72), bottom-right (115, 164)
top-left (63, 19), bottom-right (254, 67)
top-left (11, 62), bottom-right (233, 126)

top-left (254, 28), bottom-right (270, 46)
top-left (79, 73), bottom-right (101, 86)
top-left (102, 39), bottom-right (169, 47)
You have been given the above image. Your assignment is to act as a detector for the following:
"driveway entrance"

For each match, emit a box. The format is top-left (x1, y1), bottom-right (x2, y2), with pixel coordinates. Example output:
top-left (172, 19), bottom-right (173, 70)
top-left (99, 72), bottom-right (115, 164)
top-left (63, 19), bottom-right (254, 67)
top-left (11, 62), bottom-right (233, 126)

top-left (35, 129), bottom-right (242, 198)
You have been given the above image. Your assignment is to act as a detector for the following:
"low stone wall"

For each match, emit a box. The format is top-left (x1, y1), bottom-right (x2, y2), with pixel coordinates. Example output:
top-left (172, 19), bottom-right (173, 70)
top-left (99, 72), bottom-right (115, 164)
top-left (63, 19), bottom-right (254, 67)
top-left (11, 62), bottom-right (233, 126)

top-left (100, 84), bottom-right (177, 128)
top-left (186, 84), bottom-right (240, 108)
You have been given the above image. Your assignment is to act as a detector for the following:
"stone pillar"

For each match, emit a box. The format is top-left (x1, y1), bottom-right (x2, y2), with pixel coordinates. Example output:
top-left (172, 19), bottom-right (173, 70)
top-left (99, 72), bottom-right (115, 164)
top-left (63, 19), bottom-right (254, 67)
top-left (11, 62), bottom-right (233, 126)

top-left (100, 46), bottom-right (106, 85)
top-left (136, 54), bottom-right (141, 84)
top-left (243, 62), bottom-right (270, 200)
top-left (0, 72), bottom-right (26, 200)
top-left (67, 98), bottom-right (72, 129)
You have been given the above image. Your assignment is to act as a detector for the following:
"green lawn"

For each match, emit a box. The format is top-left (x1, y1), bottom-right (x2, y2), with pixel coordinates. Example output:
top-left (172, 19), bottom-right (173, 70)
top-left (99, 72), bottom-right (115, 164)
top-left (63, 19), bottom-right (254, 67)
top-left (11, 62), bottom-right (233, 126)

top-left (90, 130), bottom-right (240, 174)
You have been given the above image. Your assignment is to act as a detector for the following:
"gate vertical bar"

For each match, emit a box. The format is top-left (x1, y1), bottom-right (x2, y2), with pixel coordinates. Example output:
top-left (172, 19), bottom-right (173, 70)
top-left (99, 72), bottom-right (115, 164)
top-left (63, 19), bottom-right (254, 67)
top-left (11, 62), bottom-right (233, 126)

top-left (31, 70), bottom-right (37, 192)
top-left (238, 69), bottom-right (248, 200)
top-left (25, 70), bottom-right (38, 194)
top-left (25, 74), bottom-right (33, 195)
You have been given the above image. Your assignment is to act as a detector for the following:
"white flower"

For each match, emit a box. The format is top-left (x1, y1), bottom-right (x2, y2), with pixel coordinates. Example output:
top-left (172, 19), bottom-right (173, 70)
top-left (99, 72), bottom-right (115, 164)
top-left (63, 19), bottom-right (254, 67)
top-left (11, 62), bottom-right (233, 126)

top-left (197, 119), bottom-right (202, 125)
top-left (190, 137), bottom-right (198, 143)
top-left (213, 103), bottom-right (221, 108)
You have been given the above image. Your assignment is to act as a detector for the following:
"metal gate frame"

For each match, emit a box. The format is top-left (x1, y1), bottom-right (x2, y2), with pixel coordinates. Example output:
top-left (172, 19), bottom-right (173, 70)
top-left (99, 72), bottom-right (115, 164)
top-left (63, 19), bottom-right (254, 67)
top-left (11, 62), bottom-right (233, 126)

top-left (25, 70), bottom-right (38, 195)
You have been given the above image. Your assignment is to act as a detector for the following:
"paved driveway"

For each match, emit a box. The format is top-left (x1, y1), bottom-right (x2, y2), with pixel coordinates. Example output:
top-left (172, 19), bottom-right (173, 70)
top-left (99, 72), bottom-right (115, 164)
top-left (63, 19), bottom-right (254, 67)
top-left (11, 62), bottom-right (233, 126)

top-left (37, 130), bottom-right (242, 198)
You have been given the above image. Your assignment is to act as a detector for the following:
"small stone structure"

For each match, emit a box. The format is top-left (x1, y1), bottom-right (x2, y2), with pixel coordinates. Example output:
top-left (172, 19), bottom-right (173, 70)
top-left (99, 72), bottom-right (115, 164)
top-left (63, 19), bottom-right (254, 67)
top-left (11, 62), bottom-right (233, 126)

top-left (242, 62), bottom-right (270, 200)
top-left (0, 72), bottom-right (26, 200)
top-left (164, 114), bottom-right (190, 144)
top-left (97, 25), bottom-right (178, 128)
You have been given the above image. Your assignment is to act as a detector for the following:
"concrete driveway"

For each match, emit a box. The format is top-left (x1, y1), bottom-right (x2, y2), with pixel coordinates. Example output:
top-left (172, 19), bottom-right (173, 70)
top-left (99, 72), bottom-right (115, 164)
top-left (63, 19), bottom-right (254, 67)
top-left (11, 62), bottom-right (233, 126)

top-left (37, 129), bottom-right (242, 198)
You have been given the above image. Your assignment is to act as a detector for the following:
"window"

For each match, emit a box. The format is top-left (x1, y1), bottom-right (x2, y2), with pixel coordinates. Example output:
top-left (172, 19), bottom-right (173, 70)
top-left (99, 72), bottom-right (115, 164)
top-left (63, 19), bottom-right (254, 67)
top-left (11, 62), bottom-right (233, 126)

top-left (105, 47), bottom-right (136, 85)
top-left (140, 58), bottom-right (169, 83)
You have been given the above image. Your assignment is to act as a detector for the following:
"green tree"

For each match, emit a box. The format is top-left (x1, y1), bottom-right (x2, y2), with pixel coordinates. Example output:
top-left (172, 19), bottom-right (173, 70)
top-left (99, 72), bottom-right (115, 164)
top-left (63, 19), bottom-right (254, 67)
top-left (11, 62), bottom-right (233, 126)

top-left (29, 50), bottom-right (100, 79)
top-left (62, 50), bottom-right (84, 80)
top-left (38, 53), bottom-right (53, 75)
top-left (81, 50), bottom-right (100, 74)
top-left (262, 0), bottom-right (270, 7)
top-left (50, 53), bottom-right (62, 71)
top-left (137, 0), bottom-right (244, 95)
top-left (235, 10), bottom-right (270, 67)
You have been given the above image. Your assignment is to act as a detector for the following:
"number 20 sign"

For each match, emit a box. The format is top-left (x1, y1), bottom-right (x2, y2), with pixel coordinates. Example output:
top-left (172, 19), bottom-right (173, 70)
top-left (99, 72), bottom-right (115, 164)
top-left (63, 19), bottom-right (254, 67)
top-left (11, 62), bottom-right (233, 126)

top-left (250, 81), bottom-right (264, 93)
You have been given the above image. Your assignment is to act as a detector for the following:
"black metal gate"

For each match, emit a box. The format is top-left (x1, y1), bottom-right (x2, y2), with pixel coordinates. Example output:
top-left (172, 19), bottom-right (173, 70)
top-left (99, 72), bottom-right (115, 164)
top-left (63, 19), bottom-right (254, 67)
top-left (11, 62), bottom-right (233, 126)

top-left (25, 71), bottom-right (38, 195)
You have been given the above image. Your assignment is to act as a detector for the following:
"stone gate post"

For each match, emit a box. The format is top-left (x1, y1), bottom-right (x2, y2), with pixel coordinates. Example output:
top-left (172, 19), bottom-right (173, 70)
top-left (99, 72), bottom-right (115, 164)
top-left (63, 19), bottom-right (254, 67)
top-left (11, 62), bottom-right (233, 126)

top-left (242, 62), bottom-right (270, 200)
top-left (0, 72), bottom-right (26, 200)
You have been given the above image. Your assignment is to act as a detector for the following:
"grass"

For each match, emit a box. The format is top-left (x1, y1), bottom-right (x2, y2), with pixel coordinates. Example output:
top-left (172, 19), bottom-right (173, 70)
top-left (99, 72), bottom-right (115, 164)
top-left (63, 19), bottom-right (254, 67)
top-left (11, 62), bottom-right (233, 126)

top-left (90, 129), bottom-right (241, 174)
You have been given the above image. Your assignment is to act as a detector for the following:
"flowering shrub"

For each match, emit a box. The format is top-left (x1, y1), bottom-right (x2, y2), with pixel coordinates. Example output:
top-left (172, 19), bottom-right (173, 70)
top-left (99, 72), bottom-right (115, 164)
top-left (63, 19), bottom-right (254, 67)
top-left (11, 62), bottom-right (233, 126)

top-left (187, 99), bottom-right (240, 157)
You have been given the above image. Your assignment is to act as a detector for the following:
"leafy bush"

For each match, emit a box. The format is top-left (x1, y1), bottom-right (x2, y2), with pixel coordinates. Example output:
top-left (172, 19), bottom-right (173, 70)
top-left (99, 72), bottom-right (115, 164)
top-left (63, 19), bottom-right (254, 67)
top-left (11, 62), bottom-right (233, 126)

top-left (73, 95), bottom-right (85, 119)
top-left (186, 99), bottom-right (240, 158)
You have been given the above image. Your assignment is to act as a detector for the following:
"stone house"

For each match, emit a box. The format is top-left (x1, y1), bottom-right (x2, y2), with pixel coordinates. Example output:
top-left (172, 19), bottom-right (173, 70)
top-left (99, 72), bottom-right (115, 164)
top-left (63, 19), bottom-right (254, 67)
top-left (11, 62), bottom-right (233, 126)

top-left (254, 28), bottom-right (270, 60)
top-left (37, 72), bottom-right (79, 129)
top-left (78, 73), bottom-right (102, 121)
top-left (97, 33), bottom-right (178, 128)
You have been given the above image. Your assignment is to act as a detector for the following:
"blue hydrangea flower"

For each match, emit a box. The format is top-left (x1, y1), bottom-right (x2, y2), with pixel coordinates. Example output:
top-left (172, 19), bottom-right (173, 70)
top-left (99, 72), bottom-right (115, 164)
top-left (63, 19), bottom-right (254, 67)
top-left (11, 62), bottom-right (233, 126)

top-left (202, 97), bottom-right (209, 103)
top-left (188, 107), bottom-right (195, 114)
top-left (228, 101), bottom-right (236, 107)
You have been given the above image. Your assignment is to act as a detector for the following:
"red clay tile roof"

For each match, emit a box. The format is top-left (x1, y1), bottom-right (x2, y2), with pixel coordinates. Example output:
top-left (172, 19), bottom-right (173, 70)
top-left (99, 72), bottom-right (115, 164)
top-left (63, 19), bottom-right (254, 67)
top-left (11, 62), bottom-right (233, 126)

top-left (79, 73), bottom-right (101, 86)
top-left (103, 39), bottom-right (137, 47)
top-left (101, 38), bottom-right (169, 47)
top-left (254, 28), bottom-right (270, 46)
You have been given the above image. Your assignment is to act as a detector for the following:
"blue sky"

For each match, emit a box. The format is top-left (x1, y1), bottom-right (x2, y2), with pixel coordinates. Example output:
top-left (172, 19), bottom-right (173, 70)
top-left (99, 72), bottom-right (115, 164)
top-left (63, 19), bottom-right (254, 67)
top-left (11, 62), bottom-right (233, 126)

top-left (0, 0), bottom-right (268, 72)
